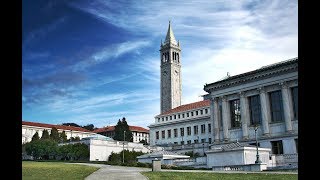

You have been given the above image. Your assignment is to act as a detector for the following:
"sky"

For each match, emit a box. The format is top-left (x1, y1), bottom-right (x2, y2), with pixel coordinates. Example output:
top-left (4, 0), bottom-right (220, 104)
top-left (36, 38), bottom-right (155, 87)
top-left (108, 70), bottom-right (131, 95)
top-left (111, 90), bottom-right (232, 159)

top-left (22, 0), bottom-right (298, 129)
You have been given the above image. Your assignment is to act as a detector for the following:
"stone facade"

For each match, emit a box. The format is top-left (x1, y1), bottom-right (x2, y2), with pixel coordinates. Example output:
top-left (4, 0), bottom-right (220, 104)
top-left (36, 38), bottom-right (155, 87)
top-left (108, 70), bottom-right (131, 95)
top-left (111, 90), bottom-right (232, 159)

top-left (160, 21), bottom-right (182, 113)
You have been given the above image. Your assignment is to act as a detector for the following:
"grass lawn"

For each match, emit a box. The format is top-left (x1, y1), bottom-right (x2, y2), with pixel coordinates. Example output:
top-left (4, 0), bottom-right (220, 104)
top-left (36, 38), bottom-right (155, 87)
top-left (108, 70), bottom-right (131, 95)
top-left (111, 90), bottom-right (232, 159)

top-left (141, 171), bottom-right (298, 180)
top-left (22, 161), bottom-right (99, 180)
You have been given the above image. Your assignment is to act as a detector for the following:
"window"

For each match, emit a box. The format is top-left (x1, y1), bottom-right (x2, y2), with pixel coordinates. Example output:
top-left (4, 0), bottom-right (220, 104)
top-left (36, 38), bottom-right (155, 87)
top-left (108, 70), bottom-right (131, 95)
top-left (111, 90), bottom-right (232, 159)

top-left (270, 91), bottom-right (284, 122)
top-left (187, 113), bottom-right (189, 117)
top-left (208, 124), bottom-right (211, 133)
top-left (219, 102), bottom-right (223, 127)
top-left (187, 127), bottom-right (191, 135)
top-left (194, 139), bottom-right (199, 144)
top-left (168, 130), bottom-right (171, 138)
top-left (156, 131), bottom-right (159, 139)
top-left (249, 95), bottom-right (262, 125)
top-left (194, 125), bottom-right (198, 135)
top-left (200, 110), bottom-right (203, 115)
top-left (295, 138), bottom-right (298, 153)
top-left (187, 140), bottom-right (191, 144)
top-left (170, 116), bottom-right (172, 120)
top-left (162, 117), bottom-right (164, 121)
top-left (174, 142), bottom-right (178, 144)
top-left (208, 138), bottom-right (212, 144)
top-left (201, 124), bottom-right (206, 134)
top-left (174, 115), bottom-right (177, 119)
top-left (205, 109), bottom-right (208, 114)
top-left (178, 114), bottom-right (180, 119)
top-left (180, 128), bottom-right (184, 136)
top-left (182, 114), bottom-right (185, 118)
top-left (271, 140), bottom-right (283, 154)
top-left (166, 117), bottom-right (168, 121)
top-left (161, 130), bottom-right (165, 139)
top-left (181, 141), bottom-right (184, 145)
top-left (292, 87), bottom-right (298, 119)
top-left (191, 112), bottom-right (194, 116)
top-left (196, 111), bottom-right (198, 115)
top-left (201, 139), bottom-right (206, 143)
top-left (158, 118), bottom-right (160, 122)
top-left (174, 129), bottom-right (178, 137)
top-left (230, 99), bottom-right (241, 128)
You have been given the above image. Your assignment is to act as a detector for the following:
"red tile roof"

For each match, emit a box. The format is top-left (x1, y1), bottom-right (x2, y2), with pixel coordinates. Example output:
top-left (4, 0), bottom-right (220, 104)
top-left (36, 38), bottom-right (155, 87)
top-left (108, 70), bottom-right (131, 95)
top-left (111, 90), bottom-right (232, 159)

top-left (22, 121), bottom-right (93, 133)
top-left (93, 125), bottom-right (149, 133)
top-left (158, 100), bottom-right (210, 116)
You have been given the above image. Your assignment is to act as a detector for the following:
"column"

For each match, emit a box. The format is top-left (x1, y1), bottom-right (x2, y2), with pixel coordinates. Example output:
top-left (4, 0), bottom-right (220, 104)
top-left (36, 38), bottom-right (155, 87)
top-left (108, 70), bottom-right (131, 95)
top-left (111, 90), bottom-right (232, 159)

top-left (221, 96), bottom-right (230, 141)
top-left (258, 87), bottom-right (270, 136)
top-left (210, 96), bottom-right (220, 142)
top-left (280, 82), bottom-right (293, 132)
top-left (239, 92), bottom-right (249, 139)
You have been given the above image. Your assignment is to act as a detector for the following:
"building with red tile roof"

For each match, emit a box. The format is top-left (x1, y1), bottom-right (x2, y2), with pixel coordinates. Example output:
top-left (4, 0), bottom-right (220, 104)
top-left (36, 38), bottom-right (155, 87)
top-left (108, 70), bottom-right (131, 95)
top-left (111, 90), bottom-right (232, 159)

top-left (22, 120), bottom-right (97, 144)
top-left (93, 125), bottom-right (149, 143)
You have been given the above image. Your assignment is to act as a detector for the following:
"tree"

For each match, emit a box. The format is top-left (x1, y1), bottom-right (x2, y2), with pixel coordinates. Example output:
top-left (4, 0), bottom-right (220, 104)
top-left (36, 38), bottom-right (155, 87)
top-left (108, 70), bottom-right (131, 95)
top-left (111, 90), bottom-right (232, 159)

top-left (31, 132), bottom-right (40, 141)
top-left (25, 139), bottom-right (58, 160)
top-left (113, 117), bottom-right (133, 142)
top-left (82, 124), bottom-right (95, 131)
top-left (50, 127), bottom-right (60, 142)
top-left (41, 129), bottom-right (50, 140)
top-left (139, 139), bottom-right (149, 145)
top-left (74, 136), bottom-right (80, 141)
top-left (62, 123), bottom-right (80, 127)
top-left (59, 131), bottom-right (67, 143)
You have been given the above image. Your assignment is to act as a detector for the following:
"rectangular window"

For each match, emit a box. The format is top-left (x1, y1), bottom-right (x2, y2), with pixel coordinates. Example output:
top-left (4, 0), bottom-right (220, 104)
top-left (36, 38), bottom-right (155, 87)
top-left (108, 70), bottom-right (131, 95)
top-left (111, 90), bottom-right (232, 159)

top-left (174, 129), bottom-right (177, 137)
top-left (208, 124), bottom-right (211, 133)
top-left (230, 99), bottom-right (241, 128)
top-left (200, 110), bottom-right (203, 115)
top-left (158, 118), bottom-right (160, 122)
top-left (174, 142), bottom-right (178, 144)
top-left (182, 114), bottom-right (185, 118)
top-left (187, 140), bottom-right (191, 144)
top-left (194, 125), bottom-right (198, 135)
top-left (249, 95), bottom-right (262, 125)
top-left (191, 112), bottom-right (194, 116)
top-left (271, 140), bottom-right (283, 154)
top-left (205, 109), bottom-right (208, 114)
top-left (180, 128), bottom-right (184, 136)
top-left (161, 130), bottom-right (165, 139)
top-left (187, 126), bottom-right (191, 135)
top-left (208, 138), bottom-right (212, 144)
top-left (292, 87), bottom-right (298, 119)
top-left (181, 141), bottom-right (184, 145)
top-left (270, 91), bottom-right (284, 122)
top-left (201, 124), bottom-right (206, 133)
top-left (194, 139), bottom-right (199, 144)
top-left (201, 139), bottom-right (206, 143)
top-left (196, 111), bottom-right (198, 115)
top-left (178, 114), bottom-right (180, 119)
top-left (168, 130), bottom-right (171, 138)
top-left (166, 117), bottom-right (168, 121)
top-left (162, 118), bottom-right (164, 122)
top-left (187, 113), bottom-right (189, 117)
top-left (219, 102), bottom-right (223, 127)
top-left (170, 116), bottom-right (172, 120)
top-left (156, 131), bottom-right (159, 139)
top-left (174, 115), bottom-right (177, 119)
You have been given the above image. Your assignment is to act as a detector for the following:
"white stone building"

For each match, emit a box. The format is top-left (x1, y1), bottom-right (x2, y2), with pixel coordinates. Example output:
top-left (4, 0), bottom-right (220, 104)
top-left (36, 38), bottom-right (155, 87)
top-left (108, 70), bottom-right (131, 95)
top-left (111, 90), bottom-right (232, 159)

top-left (149, 22), bottom-right (298, 168)
top-left (22, 121), bottom-right (96, 144)
top-left (94, 125), bottom-right (150, 143)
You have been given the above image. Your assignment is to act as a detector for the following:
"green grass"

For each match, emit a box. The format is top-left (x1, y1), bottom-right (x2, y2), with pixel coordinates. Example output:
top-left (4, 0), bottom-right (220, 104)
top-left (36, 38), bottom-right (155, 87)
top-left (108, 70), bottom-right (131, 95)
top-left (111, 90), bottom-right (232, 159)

top-left (141, 171), bottom-right (298, 180)
top-left (22, 161), bottom-right (99, 180)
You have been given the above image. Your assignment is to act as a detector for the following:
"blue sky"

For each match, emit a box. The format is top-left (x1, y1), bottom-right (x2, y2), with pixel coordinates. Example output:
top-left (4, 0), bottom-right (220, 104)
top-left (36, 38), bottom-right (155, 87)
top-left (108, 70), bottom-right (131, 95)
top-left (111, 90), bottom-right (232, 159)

top-left (22, 0), bottom-right (298, 129)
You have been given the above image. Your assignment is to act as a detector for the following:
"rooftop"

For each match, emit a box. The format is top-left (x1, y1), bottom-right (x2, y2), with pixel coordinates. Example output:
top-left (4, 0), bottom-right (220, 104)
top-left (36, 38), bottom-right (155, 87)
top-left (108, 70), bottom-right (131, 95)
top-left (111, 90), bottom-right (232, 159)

top-left (22, 121), bottom-right (93, 133)
top-left (93, 125), bottom-right (149, 133)
top-left (157, 100), bottom-right (210, 116)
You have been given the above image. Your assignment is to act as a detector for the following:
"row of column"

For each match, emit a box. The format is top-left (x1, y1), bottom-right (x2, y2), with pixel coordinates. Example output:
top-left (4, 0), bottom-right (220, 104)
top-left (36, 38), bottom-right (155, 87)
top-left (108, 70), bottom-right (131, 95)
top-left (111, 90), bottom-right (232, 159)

top-left (209, 82), bottom-right (294, 143)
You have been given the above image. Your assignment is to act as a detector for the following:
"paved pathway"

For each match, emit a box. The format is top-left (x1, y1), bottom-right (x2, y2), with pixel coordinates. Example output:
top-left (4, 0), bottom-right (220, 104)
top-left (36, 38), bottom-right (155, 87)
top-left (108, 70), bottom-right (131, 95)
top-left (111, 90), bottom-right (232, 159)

top-left (72, 163), bottom-right (150, 180)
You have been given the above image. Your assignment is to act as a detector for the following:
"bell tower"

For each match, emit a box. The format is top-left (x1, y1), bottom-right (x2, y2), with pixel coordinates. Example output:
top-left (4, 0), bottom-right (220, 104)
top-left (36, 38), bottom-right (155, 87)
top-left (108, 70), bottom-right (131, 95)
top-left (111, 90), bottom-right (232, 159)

top-left (160, 21), bottom-right (182, 113)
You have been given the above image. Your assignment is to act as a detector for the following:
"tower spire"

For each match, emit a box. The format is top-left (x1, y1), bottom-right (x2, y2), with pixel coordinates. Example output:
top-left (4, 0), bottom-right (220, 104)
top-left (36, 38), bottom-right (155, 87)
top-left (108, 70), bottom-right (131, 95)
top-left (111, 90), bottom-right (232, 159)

top-left (164, 21), bottom-right (177, 45)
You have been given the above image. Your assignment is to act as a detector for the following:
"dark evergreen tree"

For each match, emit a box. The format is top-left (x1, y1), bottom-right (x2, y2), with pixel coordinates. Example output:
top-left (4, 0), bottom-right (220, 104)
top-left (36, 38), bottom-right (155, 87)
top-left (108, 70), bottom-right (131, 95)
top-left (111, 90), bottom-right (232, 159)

top-left (41, 129), bottom-right (50, 140)
top-left (50, 127), bottom-right (60, 142)
top-left (31, 132), bottom-right (40, 141)
top-left (59, 131), bottom-right (67, 143)
top-left (82, 124), bottom-right (94, 131)
top-left (74, 136), bottom-right (80, 141)
top-left (62, 123), bottom-right (80, 127)
top-left (113, 117), bottom-right (133, 142)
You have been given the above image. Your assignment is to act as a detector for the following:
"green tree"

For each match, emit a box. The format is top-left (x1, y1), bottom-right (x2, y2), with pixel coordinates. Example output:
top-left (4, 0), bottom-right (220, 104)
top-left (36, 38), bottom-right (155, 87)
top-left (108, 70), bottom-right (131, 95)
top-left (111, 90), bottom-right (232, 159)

top-left (62, 123), bottom-right (80, 127)
top-left (113, 117), bottom-right (133, 142)
top-left (31, 132), bottom-right (40, 141)
top-left (25, 139), bottom-right (58, 160)
top-left (41, 129), bottom-right (50, 140)
top-left (50, 127), bottom-right (60, 142)
top-left (74, 136), bottom-right (80, 141)
top-left (59, 131), bottom-right (68, 143)
top-left (82, 124), bottom-right (95, 131)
